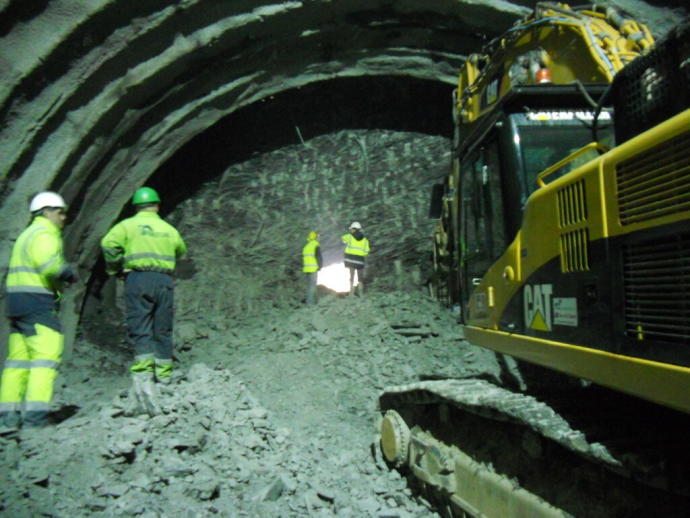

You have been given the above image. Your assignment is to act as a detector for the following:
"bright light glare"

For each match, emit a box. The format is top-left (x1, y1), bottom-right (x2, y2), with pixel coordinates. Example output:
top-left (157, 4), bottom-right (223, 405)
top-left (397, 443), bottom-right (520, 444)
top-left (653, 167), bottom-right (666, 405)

top-left (317, 262), bottom-right (358, 293)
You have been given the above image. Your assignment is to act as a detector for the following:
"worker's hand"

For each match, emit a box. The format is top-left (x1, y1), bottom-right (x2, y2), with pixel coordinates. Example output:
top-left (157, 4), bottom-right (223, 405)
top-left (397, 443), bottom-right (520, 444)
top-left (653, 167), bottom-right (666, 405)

top-left (105, 266), bottom-right (126, 280)
top-left (58, 264), bottom-right (79, 285)
top-left (66, 271), bottom-right (80, 285)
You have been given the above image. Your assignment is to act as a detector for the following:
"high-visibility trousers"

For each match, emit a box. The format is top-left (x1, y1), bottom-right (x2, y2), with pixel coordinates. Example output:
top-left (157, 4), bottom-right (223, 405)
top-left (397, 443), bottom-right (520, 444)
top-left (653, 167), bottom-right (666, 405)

top-left (0, 316), bottom-right (63, 414)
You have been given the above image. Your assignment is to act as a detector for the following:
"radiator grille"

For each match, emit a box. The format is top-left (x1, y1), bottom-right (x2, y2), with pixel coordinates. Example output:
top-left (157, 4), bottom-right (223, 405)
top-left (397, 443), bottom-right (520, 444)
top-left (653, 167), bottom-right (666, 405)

top-left (623, 233), bottom-right (690, 342)
top-left (557, 180), bottom-right (589, 272)
top-left (560, 228), bottom-right (590, 272)
top-left (557, 179), bottom-right (587, 227)
top-left (616, 131), bottom-right (690, 225)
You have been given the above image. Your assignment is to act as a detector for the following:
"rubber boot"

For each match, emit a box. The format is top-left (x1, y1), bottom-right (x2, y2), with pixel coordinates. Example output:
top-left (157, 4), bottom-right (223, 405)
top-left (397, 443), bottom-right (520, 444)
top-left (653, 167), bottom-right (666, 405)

top-left (157, 376), bottom-right (174, 396)
top-left (155, 361), bottom-right (174, 395)
top-left (124, 374), bottom-right (161, 416)
top-left (0, 411), bottom-right (21, 435)
top-left (23, 410), bottom-right (50, 429)
top-left (137, 377), bottom-right (162, 416)
top-left (124, 378), bottom-right (146, 417)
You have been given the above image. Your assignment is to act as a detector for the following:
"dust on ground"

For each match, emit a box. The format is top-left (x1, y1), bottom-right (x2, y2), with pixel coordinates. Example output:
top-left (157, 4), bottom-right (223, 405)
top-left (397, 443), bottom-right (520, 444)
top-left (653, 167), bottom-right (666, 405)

top-left (1, 289), bottom-right (500, 518)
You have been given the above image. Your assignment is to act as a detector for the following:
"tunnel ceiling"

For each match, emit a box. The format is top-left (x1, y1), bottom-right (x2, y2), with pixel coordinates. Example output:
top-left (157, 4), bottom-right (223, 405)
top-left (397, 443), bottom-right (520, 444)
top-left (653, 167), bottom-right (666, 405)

top-left (0, 0), bottom-right (520, 238)
top-left (0, 0), bottom-right (685, 335)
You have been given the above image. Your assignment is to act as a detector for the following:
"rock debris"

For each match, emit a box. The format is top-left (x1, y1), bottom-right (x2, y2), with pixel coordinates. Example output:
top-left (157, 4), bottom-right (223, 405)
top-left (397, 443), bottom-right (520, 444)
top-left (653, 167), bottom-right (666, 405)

top-left (1, 288), bottom-right (501, 517)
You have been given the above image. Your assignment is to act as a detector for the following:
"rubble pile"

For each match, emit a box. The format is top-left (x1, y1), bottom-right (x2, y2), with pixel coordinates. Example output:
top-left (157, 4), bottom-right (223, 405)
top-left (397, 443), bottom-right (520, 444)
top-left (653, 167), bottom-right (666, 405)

top-left (1, 290), bottom-right (501, 518)
top-left (174, 291), bottom-right (502, 406)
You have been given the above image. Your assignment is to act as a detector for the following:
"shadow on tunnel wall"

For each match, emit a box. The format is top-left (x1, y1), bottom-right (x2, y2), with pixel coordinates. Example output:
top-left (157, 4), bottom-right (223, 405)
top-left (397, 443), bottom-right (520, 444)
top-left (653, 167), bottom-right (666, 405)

top-left (147, 75), bottom-right (453, 210)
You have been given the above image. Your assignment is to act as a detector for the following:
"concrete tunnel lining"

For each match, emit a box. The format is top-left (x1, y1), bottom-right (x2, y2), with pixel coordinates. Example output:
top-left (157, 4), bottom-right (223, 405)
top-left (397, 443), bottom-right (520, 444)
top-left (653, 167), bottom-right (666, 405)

top-left (0, 0), bottom-right (507, 225)
top-left (0, 0), bottom-right (685, 354)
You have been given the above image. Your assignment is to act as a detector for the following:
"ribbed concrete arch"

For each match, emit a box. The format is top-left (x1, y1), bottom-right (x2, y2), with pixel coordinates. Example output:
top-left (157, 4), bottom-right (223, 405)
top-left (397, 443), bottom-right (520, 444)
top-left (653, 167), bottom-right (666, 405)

top-left (0, 0), bottom-right (684, 346)
top-left (0, 0), bottom-right (529, 257)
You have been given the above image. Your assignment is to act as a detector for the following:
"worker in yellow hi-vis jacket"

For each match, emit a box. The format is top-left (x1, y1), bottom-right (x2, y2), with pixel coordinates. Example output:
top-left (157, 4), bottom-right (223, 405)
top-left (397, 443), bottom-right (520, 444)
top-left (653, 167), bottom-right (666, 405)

top-left (101, 187), bottom-right (186, 416)
top-left (342, 221), bottom-right (370, 296)
top-left (302, 231), bottom-right (323, 305)
top-left (1, 191), bottom-right (78, 432)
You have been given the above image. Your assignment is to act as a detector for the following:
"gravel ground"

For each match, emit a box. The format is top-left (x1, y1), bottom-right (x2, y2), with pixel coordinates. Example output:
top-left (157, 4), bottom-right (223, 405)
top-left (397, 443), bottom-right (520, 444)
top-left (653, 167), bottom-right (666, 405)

top-left (0, 289), bottom-right (500, 518)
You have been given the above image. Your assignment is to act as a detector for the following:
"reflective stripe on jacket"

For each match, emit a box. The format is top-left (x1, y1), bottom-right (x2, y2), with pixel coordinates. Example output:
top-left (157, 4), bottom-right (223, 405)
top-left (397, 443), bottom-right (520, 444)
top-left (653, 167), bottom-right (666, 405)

top-left (302, 240), bottom-right (321, 273)
top-left (342, 233), bottom-right (370, 257)
top-left (6, 216), bottom-right (68, 297)
top-left (101, 211), bottom-right (187, 275)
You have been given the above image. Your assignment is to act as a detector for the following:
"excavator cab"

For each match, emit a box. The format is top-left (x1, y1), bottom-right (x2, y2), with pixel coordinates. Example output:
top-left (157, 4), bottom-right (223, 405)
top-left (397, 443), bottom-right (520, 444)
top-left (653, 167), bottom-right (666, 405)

top-left (455, 84), bottom-right (613, 317)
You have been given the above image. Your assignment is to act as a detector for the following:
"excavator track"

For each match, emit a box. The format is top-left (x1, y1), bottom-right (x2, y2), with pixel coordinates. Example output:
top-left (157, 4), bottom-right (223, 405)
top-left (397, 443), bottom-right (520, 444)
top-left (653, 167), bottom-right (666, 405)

top-left (378, 378), bottom-right (690, 517)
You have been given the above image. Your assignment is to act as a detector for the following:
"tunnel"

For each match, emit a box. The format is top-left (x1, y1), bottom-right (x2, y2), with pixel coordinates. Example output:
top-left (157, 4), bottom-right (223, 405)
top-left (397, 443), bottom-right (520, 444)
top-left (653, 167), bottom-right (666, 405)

top-left (1, 0), bottom-right (684, 348)
top-left (0, 0), bottom-right (533, 350)
top-left (1, 1), bottom-right (688, 516)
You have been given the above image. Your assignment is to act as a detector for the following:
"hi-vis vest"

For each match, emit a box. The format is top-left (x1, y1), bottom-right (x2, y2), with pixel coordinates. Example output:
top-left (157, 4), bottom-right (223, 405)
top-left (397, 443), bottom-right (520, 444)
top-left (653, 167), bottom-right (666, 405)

top-left (342, 233), bottom-right (369, 267)
top-left (302, 240), bottom-right (320, 273)
top-left (6, 216), bottom-right (68, 297)
top-left (101, 211), bottom-right (187, 275)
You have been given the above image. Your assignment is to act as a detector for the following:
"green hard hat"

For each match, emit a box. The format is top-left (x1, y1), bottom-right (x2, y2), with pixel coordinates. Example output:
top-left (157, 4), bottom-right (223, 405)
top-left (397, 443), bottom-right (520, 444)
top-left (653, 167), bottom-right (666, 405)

top-left (132, 187), bottom-right (160, 205)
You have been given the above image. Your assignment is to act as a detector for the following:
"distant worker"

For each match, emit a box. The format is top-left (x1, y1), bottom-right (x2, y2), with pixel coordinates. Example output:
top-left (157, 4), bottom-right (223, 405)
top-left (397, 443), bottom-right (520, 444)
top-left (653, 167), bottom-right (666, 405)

top-left (302, 231), bottom-right (323, 305)
top-left (342, 221), bottom-right (370, 296)
top-left (0, 191), bottom-right (78, 432)
top-left (100, 187), bottom-right (187, 416)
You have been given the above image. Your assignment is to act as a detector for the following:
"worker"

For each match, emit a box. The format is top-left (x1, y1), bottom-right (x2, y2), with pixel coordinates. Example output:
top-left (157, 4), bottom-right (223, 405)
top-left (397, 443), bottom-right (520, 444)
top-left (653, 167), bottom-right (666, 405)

top-left (302, 231), bottom-right (323, 305)
top-left (100, 187), bottom-right (187, 416)
top-left (0, 191), bottom-right (78, 432)
top-left (342, 221), bottom-right (370, 295)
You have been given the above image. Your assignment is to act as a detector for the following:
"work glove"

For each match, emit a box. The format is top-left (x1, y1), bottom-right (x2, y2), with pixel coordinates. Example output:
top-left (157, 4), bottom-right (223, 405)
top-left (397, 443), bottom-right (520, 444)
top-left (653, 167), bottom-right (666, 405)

top-left (57, 264), bottom-right (79, 285)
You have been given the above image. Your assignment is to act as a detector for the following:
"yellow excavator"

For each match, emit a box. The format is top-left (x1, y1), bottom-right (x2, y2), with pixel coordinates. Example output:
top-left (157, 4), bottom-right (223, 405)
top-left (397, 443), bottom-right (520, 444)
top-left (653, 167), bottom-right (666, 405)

top-left (380, 3), bottom-right (690, 517)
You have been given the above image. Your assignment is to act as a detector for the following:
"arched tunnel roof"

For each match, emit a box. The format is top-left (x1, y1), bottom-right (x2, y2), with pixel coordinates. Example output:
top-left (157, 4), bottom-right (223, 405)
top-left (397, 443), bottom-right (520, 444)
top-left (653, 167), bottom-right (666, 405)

top-left (0, 0), bottom-right (525, 242)
top-left (0, 0), bottom-right (684, 343)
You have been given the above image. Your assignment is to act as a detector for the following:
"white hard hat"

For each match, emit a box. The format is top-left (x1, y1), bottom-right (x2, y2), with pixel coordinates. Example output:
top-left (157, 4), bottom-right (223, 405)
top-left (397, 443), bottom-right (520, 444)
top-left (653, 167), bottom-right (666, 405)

top-left (349, 221), bottom-right (362, 230)
top-left (30, 191), bottom-right (67, 212)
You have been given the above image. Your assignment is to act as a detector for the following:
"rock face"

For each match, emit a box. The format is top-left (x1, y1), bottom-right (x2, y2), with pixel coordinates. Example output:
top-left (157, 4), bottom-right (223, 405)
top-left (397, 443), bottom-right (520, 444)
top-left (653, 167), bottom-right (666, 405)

top-left (80, 127), bottom-right (452, 350)
top-left (0, 0), bottom-right (686, 347)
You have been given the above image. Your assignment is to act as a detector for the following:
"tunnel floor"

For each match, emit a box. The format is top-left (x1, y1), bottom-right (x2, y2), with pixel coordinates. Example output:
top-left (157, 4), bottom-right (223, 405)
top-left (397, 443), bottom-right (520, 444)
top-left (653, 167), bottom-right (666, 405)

top-left (1, 288), bottom-right (488, 518)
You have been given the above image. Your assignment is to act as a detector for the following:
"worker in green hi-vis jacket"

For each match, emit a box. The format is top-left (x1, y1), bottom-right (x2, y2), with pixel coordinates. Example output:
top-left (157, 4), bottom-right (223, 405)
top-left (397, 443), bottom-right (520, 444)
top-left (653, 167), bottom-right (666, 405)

top-left (101, 187), bottom-right (187, 416)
